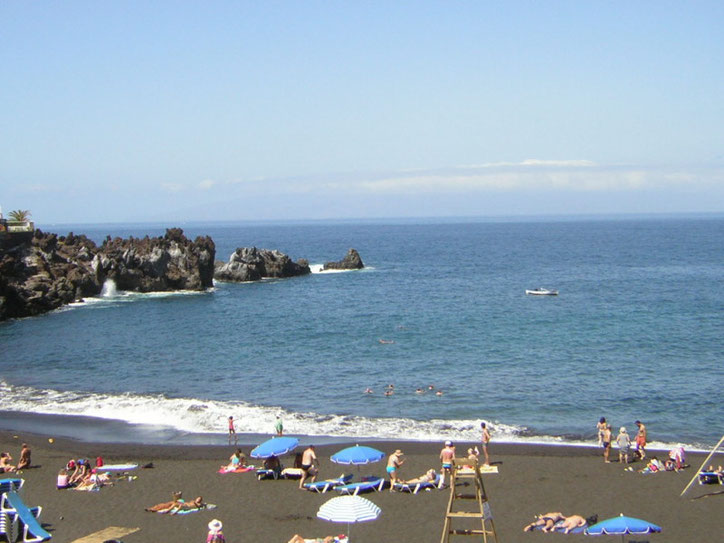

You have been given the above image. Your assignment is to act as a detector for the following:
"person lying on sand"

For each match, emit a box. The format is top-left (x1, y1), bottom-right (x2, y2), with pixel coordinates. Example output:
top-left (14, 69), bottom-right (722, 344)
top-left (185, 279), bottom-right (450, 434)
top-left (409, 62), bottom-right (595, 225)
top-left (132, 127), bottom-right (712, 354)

top-left (523, 512), bottom-right (564, 532)
top-left (558, 515), bottom-right (588, 534)
top-left (401, 468), bottom-right (437, 485)
top-left (288, 535), bottom-right (346, 543)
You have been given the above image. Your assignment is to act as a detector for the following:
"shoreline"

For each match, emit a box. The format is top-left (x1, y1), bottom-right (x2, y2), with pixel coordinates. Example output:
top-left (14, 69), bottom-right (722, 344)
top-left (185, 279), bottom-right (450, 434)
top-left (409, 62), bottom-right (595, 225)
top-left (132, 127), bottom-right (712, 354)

top-left (0, 410), bottom-right (713, 453)
top-left (1, 428), bottom-right (722, 543)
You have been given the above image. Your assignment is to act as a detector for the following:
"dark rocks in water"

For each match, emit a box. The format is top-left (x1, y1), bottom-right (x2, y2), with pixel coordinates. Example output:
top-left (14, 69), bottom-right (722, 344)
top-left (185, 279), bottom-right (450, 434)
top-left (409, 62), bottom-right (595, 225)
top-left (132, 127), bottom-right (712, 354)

top-left (0, 228), bottom-right (215, 321)
top-left (323, 248), bottom-right (364, 270)
top-left (214, 247), bottom-right (311, 283)
top-left (97, 228), bottom-right (216, 292)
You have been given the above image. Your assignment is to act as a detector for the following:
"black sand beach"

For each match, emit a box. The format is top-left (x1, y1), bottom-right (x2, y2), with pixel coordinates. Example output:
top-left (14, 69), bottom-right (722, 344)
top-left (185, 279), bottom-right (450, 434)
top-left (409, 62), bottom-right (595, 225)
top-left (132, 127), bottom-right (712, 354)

top-left (1, 431), bottom-right (722, 543)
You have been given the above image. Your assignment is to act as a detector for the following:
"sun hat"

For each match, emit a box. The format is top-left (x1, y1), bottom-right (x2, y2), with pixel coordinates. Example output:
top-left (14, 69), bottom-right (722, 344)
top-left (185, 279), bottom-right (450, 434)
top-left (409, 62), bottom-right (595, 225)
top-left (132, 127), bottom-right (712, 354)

top-left (208, 519), bottom-right (223, 532)
top-left (445, 440), bottom-right (452, 446)
top-left (620, 426), bottom-right (627, 432)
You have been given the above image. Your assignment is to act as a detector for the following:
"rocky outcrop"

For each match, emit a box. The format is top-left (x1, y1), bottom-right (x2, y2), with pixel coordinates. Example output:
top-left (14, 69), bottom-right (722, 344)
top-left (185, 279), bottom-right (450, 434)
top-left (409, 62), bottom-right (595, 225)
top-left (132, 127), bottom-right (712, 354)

top-left (95, 228), bottom-right (215, 292)
top-left (0, 228), bottom-right (215, 321)
top-left (214, 247), bottom-right (310, 282)
top-left (323, 248), bottom-right (364, 270)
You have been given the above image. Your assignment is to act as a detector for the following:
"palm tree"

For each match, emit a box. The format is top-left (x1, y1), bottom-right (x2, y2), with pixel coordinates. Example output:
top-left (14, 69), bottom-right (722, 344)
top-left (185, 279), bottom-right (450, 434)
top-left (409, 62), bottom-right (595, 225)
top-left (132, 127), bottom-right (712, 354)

top-left (8, 210), bottom-right (31, 222)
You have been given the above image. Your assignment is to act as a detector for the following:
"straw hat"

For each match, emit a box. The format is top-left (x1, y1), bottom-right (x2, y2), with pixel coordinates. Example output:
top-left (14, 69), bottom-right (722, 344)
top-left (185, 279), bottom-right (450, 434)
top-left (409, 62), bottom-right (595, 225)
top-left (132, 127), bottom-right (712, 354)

top-left (208, 519), bottom-right (223, 532)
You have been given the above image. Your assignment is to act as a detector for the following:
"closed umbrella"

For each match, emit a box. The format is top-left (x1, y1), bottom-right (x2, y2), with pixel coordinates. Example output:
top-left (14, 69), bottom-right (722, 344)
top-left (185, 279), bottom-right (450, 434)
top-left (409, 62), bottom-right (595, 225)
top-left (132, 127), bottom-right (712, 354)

top-left (331, 445), bottom-right (385, 465)
top-left (585, 514), bottom-right (662, 542)
top-left (317, 495), bottom-right (381, 540)
top-left (250, 436), bottom-right (299, 458)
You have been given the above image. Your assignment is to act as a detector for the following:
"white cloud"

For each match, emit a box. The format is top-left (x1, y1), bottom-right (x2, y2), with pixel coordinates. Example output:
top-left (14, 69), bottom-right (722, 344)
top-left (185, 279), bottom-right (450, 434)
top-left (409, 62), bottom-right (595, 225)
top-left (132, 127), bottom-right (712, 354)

top-left (198, 179), bottom-right (216, 190)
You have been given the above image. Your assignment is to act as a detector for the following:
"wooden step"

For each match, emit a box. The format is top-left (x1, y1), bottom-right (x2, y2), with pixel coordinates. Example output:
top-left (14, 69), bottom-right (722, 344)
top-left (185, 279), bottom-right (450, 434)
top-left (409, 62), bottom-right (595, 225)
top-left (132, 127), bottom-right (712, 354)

top-left (446, 512), bottom-right (486, 518)
top-left (449, 529), bottom-right (490, 535)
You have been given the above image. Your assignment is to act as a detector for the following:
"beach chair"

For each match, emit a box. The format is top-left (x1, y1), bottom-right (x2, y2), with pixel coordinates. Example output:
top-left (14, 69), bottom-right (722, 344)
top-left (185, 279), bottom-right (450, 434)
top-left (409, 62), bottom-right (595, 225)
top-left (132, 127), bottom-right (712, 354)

top-left (334, 477), bottom-right (386, 495)
top-left (1, 510), bottom-right (17, 543)
top-left (0, 478), bottom-right (24, 495)
top-left (304, 474), bottom-right (353, 493)
top-left (392, 473), bottom-right (441, 494)
top-left (697, 471), bottom-right (724, 485)
top-left (256, 467), bottom-right (282, 480)
top-left (281, 467), bottom-right (304, 479)
top-left (1, 491), bottom-right (51, 542)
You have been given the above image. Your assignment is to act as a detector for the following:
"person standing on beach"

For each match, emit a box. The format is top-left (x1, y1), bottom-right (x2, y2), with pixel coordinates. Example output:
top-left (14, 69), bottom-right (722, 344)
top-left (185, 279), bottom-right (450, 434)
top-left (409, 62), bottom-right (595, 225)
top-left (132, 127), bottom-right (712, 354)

top-left (387, 449), bottom-right (405, 489)
top-left (616, 427), bottom-right (631, 463)
top-left (228, 416), bottom-right (237, 446)
top-left (275, 416), bottom-right (284, 436)
top-left (481, 422), bottom-right (491, 466)
top-left (439, 441), bottom-right (455, 488)
top-left (602, 424), bottom-right (612, 463)
top-left (299, 445), bottom-right (318, 489)
top-left (597, 417), bottom-right (607, 446)
top-left (635, 420), bottom-right (647, 459)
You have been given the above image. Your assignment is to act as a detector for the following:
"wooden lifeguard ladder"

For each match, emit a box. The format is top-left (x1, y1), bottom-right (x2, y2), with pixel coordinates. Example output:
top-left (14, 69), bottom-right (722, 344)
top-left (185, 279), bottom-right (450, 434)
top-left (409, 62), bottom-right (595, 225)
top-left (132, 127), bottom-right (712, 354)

top-left (440, 457), bottom-right (499, 543)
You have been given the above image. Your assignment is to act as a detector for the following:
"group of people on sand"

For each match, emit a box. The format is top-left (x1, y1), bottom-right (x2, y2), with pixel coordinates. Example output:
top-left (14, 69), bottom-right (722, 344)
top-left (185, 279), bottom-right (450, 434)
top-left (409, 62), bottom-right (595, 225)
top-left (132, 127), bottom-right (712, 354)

top-left (597, 418), bottom-right (647, 464)
top-left (57, 457), bottom-right (112, 490)
top-left (0, 443), bottom-right (31, 473)
top-left (523, 512), bottom-right (598, 533)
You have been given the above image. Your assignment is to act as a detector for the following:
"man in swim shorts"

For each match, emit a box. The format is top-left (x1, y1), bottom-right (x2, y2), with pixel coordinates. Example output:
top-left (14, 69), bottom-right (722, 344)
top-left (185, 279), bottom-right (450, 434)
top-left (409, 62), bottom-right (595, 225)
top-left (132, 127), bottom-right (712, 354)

top-left (228, 416), bottom-right (237, 446)
top-left (299, 445), bottom-right (318, 489)
top-left (635, 420), bottom-right (647, 459)
top-left (386, 449), bottom-right (404, 489)
top-left (439, 441), bottom-right (455, 488)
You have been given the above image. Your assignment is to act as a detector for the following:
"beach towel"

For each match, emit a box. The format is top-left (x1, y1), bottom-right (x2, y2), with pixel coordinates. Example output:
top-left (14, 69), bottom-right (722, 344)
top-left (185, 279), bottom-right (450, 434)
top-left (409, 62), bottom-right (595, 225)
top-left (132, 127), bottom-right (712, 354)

top-left (100, 464), bottom-right (138, 471)
top-left (532, 522), bottom-right (587, 534)
top-left (218, 465), bottom-right (256, 474)
top-left (153, 503), bottom-right (217, 515)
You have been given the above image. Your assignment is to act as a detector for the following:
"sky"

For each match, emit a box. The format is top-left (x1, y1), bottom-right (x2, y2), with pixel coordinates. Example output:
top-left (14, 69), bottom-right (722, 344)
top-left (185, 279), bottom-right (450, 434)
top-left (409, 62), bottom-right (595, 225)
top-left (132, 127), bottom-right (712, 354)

top-left (2, 1), bottom-right (723, 224)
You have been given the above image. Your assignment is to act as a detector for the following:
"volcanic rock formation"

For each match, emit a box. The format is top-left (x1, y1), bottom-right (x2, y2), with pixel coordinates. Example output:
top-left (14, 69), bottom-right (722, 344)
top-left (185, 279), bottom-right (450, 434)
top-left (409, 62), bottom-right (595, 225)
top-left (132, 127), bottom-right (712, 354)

top-left (0, 228), bottom-right (215, 321)
top-left (323, 248), bottom-right (364, 270)
top-left (214, 247), bottom-right (311, 282)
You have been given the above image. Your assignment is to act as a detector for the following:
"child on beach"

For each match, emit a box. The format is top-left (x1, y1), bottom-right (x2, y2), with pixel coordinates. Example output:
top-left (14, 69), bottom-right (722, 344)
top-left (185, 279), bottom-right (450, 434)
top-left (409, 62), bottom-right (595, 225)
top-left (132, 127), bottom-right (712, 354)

top-left (228, 416), bottom-right (237, 446)
top-left (207, 519), bottom-right (226, 543)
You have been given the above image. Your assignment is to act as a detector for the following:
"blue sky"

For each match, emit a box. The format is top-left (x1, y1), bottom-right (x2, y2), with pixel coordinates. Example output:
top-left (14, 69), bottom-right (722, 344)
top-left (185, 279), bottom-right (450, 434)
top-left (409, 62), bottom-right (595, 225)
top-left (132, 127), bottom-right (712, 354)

top-left (2, 1), bottom-right (723, 224)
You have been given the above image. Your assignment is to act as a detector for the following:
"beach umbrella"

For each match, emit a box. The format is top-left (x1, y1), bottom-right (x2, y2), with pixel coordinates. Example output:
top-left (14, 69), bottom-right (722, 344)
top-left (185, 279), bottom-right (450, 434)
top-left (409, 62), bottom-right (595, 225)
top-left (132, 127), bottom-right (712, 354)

top-left (585, 514), bottom-right (661, 542)
top-left (331, 445), bottom-right (385, 465)
top-left (317, 495), bottom-right (381, 539)
top-left (250, 436), bottom-right (299, 458)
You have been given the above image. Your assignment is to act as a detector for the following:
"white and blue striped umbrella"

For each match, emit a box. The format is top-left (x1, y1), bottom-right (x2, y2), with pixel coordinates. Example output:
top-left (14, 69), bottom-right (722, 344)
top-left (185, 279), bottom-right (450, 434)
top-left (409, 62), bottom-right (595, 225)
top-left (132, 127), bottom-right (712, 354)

top-left (317, 495), bottom-right (381, 524)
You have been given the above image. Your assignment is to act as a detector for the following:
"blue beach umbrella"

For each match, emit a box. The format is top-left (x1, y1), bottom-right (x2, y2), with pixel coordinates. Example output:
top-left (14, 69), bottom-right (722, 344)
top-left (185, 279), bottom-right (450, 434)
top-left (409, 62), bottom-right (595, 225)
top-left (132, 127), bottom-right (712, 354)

top-left (250, 436), bottom-right (299, 458)
top-left (585, 514), bottom-right (661, 542)
top-left (331, 445), bottom-right (385, 465)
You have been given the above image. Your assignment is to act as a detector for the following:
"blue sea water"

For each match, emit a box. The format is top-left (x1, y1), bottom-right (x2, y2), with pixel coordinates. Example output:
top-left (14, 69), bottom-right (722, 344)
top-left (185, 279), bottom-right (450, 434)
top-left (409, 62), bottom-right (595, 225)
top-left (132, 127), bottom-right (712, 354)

top-left (1, 215), bottom-right (722, 449)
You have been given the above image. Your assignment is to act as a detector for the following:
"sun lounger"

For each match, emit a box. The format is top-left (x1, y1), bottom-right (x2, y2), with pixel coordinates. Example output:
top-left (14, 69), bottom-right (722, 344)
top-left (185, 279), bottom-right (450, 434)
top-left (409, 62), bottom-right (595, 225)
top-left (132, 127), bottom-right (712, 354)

top-left (304, 474), bottom-right (353, 493)
top-left (1, 491), bottom-right (51, 542)
top-left (257, 468), bottom-right (282, 480)
top-left (393, 473), bottom-right (441, 494)
top-left (0, 478), bottom-right (24, 495)
top-left (698, 471), bottom-right (724, 485)
top-left (334, 477), bottom-right (386, 495)
top-left (281, 468), bottom-right (305, 479)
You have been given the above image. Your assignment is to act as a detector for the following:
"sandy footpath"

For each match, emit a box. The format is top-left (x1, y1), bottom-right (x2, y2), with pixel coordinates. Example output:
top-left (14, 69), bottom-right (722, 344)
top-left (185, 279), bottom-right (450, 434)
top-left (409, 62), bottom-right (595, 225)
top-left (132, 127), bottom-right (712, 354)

top-left (1, 431), bottom-right (722, 543)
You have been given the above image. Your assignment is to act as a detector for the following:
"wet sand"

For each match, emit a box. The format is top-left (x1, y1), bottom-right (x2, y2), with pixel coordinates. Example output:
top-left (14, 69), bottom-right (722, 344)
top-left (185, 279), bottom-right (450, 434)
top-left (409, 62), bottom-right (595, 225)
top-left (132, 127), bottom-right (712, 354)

top-left (0, 431), bottom-right (722, 543)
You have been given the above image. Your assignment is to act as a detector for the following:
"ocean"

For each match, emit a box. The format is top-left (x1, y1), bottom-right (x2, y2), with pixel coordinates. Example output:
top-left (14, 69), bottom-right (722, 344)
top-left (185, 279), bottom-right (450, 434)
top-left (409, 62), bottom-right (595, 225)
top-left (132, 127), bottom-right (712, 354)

top-left (1, 215), bottom-right (722, 451)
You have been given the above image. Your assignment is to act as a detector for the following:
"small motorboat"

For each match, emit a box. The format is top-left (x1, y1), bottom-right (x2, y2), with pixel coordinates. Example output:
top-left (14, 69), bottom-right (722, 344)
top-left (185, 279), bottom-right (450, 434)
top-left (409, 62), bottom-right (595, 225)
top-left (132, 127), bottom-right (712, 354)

top-left (525, 288), bottom-right (558, 296)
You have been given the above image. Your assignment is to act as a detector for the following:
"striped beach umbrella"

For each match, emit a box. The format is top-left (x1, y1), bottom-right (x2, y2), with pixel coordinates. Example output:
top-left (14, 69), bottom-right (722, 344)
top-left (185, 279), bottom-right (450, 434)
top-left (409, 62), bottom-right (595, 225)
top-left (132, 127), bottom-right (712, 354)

top-left (317, 495), bottom-right (381, 539)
